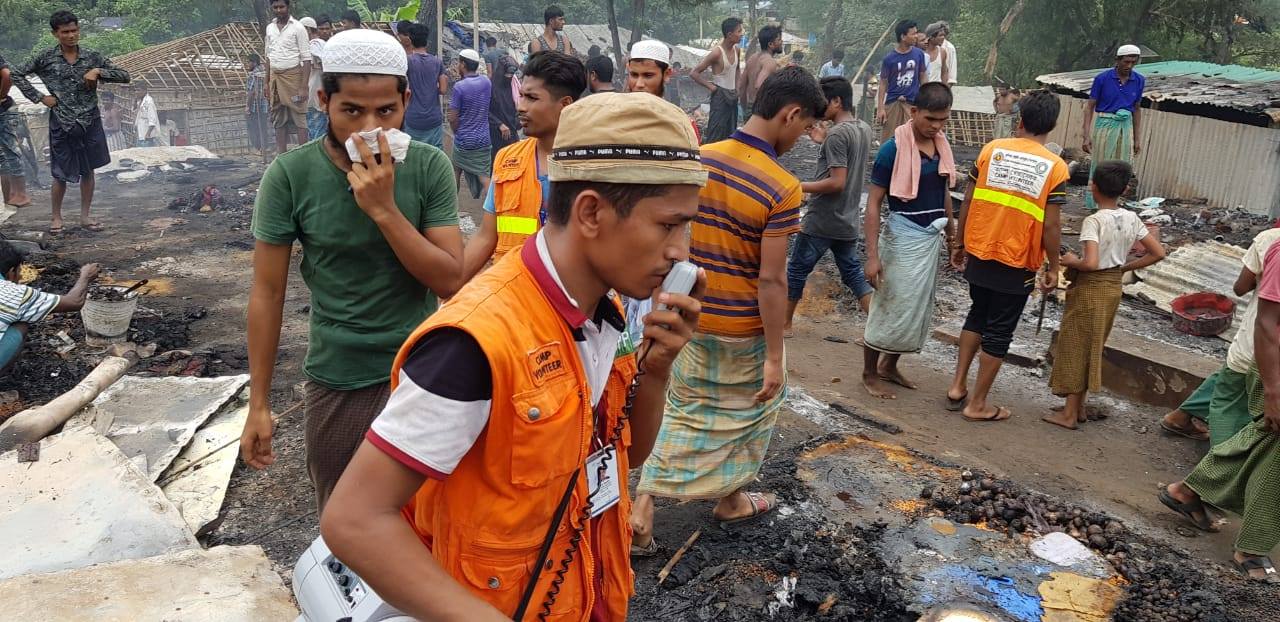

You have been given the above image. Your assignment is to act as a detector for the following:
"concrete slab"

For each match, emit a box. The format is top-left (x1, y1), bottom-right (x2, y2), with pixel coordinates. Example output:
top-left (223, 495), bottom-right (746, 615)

top-left (1049, 328), bottom-right (1219, 409)
top-left (933, 322), bottom-right (1048, 369)
top-left (159, 394), bottom-right (250, 536)
top-left (0, 427), bottom-right (197, 580)
top-left (0, 545), bottom-right (298, 621)
top-left (73, 374), bottom-right (249, 480)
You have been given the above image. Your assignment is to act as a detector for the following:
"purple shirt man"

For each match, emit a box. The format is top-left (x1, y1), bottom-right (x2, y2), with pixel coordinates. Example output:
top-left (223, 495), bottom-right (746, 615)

top-left (449, 74), bottom-right (491, 150)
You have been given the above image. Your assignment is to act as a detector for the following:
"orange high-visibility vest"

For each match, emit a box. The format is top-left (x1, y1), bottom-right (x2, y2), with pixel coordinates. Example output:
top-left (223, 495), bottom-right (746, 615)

top-left (965, 138), bottom-right (1071, 271)
top-left (391, 238), bottom-right (639, 621)
top-left (491, 138), bottom-right (544, 262)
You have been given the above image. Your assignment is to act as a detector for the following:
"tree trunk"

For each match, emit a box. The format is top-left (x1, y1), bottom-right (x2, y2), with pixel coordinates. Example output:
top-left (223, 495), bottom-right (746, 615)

top-left (417, 0), bottom-right (448, 54)
top-left (250, 0), bottom-right (269, 32)
top-left (628, 0), bottom-right (646, 50)
top-left (983, 0), bottom-right (1027, 83)
top-left (820, 0), bottom-right (846, 63)
top-left (748, 0), bottom-right (758, 42)
top-left (606, 0), bottom-right (625, 65)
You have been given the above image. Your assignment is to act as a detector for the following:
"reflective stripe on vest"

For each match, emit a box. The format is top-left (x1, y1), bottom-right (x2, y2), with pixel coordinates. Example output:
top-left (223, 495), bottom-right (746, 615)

top-left (972, 187), bottom-right (1045, 223)
top-left (496, 215), bottom-right (538, 235)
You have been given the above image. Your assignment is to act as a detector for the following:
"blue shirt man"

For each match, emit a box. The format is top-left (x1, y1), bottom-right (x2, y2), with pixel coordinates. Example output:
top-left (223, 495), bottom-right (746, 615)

top-left (1089, 66), bottom-right (1145, 113)
top-left (1082, 44), bottom-right (1144, 209)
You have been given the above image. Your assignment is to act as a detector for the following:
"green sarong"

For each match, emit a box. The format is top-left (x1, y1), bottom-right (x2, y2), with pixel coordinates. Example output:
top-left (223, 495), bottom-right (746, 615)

top-left (1085, 110), bottom-right (1134, 210)
top-left (1208, 367), bottom-right (1254, 447)
top-left (1184, 368), bottom-right (1280, 555)
top-left (1177, 369), bottom-right (1218, 422)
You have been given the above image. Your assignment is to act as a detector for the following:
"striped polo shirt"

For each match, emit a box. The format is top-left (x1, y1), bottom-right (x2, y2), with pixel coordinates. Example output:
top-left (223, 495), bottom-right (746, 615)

top-left (692, 130), bottom-right (802, 337)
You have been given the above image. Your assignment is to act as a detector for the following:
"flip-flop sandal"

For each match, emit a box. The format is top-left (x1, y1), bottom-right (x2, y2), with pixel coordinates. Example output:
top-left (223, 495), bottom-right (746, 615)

top-left (1233, 556), bottom-right (1280, 584)
top-left (1160, 420), bottom-right (1210, 441)
top-left (1157, 489), bottom-right (1219, 532)
top-left (48, 225), bottom-right (63, 236)
top-left (630, 537), bottom-right (659, 558)
top-left (964, 406), bottom-right (1011, 422)
top-left (717, 491), bottom-right (777, 527)
top-left (81, 222), bottom-right (105, 232)
top-left (5, 201), bottom-right (32, 208)
top-left (945, 392), bottom-right (968, 412)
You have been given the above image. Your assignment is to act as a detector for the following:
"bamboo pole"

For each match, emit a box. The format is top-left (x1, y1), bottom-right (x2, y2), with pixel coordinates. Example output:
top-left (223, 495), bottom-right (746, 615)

top-left (853, 21), bottom-right (894, 85)
top-left (0, 357), bottom-right (132, 452)
top-left (473, 0), bottom-right (480, 52)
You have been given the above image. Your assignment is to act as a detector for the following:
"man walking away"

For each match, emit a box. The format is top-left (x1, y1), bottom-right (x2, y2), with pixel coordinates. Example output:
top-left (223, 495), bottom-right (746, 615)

top-left (819, 49), bottom-right (846, 79)
top-left (876, 20), bottom-right (927, 142)
top-left (742, 26), bottom-right (783, 116)
top-left (1159, 239), bottom-right (1280, 584)
top-left (0, 54), bottom-right (32, 208)
top-left (862, 82), bottom-right (956, 399)
top-left (529, 5), bottom-right (575, 56)
top-left (244, 54), bottom-right (270, 156)
top-left (1082, 44), bottom-right (1144, 210)
top-left (461, 51), bottom-right (585, 282)
top-left (322, 92), bottom-right (705, 622)
top-left (487, 51), bottom-right (520, 159)
top-left (586, 54), bottom-right (616, 94)
top-left (1045, 161), bottom-right (1165, 429)
top-left (691, 17), bottom-right (744, 144)
top-left (947, 90), bottom-right (1070, 422)
top-left (240, 29), bottom-right (464, 512)
top-left (302, 15), bottom-right (332, 141)
top-left (264, 0), bottom-right (312, 155)
top-left (448, 49), bottom-right (492, 199)
top-left (1162, 225), bottom-right (1280, 444)
top-left (0, 242), bottom-right (98, 373)
top-left (632, 67), bottom-right (825, 553)
top-left (786, 76), bottom-right (874, 331)
top-left (11, 10), bottom-right (129, 234)
top-left (135, 86), bottom-right (160, 147)
top-left (404, 23), bottom-right (447, 150)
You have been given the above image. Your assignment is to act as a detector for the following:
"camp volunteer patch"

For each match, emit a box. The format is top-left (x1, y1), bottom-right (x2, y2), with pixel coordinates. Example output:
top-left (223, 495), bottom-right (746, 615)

top-left (528, 342), bottom-right (570, 386)
top-left (988, 148), bottom-right (1053, 198)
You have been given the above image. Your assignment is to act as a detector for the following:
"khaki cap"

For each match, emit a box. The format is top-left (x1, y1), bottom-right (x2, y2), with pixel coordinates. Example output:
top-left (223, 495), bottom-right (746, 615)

top-left (549, 92), bottom-right (707, 187)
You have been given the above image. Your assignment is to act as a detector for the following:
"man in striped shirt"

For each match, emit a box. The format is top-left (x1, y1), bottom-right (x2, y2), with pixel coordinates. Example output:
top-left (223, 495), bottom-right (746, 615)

top-left (632, 67), bottom-right (826, 551)
top-left (0, 241), bottom-right (98, 372)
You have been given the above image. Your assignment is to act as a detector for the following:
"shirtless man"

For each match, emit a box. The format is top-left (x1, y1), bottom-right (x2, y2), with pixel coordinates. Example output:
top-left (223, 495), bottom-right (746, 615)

top-left (690, 17), bottom-right (743, 144)
top-left (741, 25), bottom-right (783, 115)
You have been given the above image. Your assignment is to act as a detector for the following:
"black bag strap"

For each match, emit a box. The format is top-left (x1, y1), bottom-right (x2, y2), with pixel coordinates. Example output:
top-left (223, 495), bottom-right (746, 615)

top-left (512, 467), bottom-right (580, 621)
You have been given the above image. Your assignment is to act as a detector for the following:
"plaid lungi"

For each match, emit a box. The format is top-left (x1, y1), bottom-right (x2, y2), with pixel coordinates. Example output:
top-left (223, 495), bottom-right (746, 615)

top-left (1085, 111), bottom-right (1134, 210)
top-left (304, 381), bottom-right (391, 513)
top-left (1185, 367), bottom-right (1280, 555)
top-left (636, 333), bottom-right (785, 500)
top-left (1049, 267), bottom-right (1124, 396)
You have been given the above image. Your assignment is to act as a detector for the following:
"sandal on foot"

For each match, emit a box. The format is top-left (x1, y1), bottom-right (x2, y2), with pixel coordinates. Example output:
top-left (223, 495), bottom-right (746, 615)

top-left (48, 225), bottom-right (63, 235)
top-left (81, 222), bottom-right (105, 232)
top-left (945, 392), bottom-right (968, 412)
top-left (1160, 420), bottom-right (1209, 441)
top-left (964, 406), bottom-right (1011, 422)
top-left (1157, 489), bottom-right (1219, 532)
top-left (630, 537), bottom-right (659, 558)
top-left (1234, 556), bottom-right (1280, 584)
top-left (717, 491), bottom-right (777, 526)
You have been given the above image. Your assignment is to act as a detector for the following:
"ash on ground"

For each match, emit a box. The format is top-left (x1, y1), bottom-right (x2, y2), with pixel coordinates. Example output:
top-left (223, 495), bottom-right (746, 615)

top-left (630, 439), bottom-right (915, 622)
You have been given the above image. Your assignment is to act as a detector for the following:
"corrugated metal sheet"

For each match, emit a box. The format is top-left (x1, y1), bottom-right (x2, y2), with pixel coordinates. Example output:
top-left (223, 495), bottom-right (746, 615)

top-left (850, 85), bottom-right (995, 114)
top-left (1125, 241), bottom-right (1248, 340)
top-left (1037, 61), bottom-right (1280, 118)
top-left (1046, 94), bottom-right (1280, 216)
top-left (477, 23), bottom-right (705, 68)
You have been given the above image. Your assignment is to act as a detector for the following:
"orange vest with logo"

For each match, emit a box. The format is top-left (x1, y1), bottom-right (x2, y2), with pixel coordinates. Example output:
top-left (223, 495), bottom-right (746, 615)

top-left (391, 240), bottom-right (639, 621)
top-left (965, 138), bottom-right (1071, 271)
top-left (491, 137), bottom-right (544, 262)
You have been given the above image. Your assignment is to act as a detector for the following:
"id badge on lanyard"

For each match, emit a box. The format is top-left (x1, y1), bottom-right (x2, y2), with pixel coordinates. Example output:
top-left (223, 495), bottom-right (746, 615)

top-left (584, 399), bottom-right (620, 518)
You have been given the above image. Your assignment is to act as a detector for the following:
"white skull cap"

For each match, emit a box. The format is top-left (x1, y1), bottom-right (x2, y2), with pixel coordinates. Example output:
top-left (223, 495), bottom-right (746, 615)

top-left (299, 17), bottom-right (317, 29)
top-left (630, 39), bottom-right (671, 65)
top-left (1116, 44), bottom-right (1141, 57)
top-left (321, 29), bottom-right (408, 77)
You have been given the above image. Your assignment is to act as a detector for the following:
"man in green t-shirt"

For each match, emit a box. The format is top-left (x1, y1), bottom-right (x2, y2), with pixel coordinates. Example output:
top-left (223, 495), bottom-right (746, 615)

top-left (240, 29), bottom-right (464, 512)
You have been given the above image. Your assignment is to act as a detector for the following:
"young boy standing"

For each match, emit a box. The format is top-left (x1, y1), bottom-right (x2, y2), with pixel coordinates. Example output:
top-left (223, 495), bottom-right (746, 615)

top-left (861, 82), bottom-right (956, 399)
top-left (786, 76), bottom-right (875, 329)
top-left (1044, 161), bottom-right (1165, 429)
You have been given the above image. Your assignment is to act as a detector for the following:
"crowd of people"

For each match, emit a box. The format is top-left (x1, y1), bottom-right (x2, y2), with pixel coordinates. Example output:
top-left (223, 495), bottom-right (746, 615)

top-left (0, 6), bottom-right (1276, 619)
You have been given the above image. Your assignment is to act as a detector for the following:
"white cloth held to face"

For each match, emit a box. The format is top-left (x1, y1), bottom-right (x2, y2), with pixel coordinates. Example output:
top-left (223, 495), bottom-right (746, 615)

top-left (345, 128), bottom-right (412, 164)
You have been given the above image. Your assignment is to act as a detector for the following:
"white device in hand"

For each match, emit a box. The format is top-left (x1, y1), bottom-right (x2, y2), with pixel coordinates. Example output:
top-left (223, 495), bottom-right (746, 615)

top-left (656, 261), bottom-right (698, 312)
top-left (292, 536), bottom-right (413, 622)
